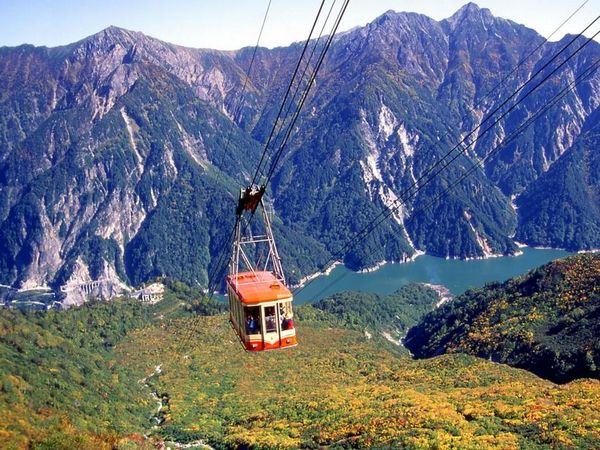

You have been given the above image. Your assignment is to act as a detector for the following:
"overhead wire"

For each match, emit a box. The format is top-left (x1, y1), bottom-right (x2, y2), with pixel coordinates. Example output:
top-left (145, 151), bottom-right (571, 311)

top-left (206, 0), bottom-right (329, 299)
top-left (249, 0), bottom-right (328, 188)
top-left (464, 0), bottom-right (590, 116)
top-left (268, 0), bottom-right (339, 159)
top-left (218, 0), bottom-right (273, 192)
top-left (208, 4), bottom-right (597, 307)
top-left (292, 18), bottom-right (600, 297)
top-left (203, 0), bottom-right (273, 288)
top-left (206, 0), bottom-right (348, 299)
top-left (430, 0), bottom-right (590, 162)
top-left (394, 15), bottom-right (600, 212)
top-left (269, 12), bottom-right (599, 275)
top-left (212, 0), bottom-right (351, 294)
top-left (298, 58), bottom-right (600, 301)
top-left (263, 0), bottom-right (351, 185)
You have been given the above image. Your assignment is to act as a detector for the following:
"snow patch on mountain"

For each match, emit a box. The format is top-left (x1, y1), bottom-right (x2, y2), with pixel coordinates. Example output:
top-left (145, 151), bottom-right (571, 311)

top-left (464, 210), bottom-right (497, 257)
top-left (378, 104), bottom-right (398, 141)
top-left (120, 107), bottom-right (144, 173)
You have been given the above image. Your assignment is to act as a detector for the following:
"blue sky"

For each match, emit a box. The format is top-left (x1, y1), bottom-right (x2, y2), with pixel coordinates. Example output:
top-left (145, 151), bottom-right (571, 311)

top-left (0, 0), bottom-right (597, 49)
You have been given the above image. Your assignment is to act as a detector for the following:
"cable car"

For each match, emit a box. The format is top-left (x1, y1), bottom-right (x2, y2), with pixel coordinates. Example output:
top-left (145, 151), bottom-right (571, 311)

top-left (226, 271), bottom-right (297, 351)
top-left (227, 185), bottom-right (297, 351)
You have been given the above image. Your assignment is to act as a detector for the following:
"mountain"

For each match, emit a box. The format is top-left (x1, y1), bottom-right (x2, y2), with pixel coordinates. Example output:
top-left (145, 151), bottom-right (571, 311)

top-left (2, 289), bottom-right (599, 448)
top-left (405, 253), bottom-right (600, 383)
top-left (0, 28), bottom-right (329, 300)
top-left (1, 3), bottom-right (599, 304)
top-left (516, 110), bottom-right (600, 249)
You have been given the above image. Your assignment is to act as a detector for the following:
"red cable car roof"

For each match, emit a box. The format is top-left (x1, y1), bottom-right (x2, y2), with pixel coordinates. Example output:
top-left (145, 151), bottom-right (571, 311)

top-left (226, 271), bottom-right (292, 304)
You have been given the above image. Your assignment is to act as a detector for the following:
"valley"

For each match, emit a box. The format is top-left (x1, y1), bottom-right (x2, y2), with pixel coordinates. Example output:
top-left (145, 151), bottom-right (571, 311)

top-left (0, 2), bottom-right (599, 448)
top-left (1, 254), bottom-right (598, 448)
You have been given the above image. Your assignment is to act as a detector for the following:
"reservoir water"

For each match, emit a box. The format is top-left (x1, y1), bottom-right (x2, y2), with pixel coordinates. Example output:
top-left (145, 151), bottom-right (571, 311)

top-left (294, 247), bottom-right (571, 304)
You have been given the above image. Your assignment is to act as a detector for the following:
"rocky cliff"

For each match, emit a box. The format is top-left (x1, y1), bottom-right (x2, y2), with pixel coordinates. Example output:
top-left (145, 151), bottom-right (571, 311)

top-left (0, 3), bottom-right (598, 304)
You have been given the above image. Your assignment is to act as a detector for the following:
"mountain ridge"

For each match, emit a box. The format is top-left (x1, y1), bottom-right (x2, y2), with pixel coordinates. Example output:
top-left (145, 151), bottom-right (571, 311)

top-left (0, 3), bottom-right (598, 304)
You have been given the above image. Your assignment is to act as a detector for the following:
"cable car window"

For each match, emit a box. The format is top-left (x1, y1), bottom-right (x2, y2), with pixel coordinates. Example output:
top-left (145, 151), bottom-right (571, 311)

top-left (264, 306), bottom-right (277, 333)
top-left (232, 293), bottom-right (237, 325)
top-left (279, 301), bottom-right (294, 330)
top-left (245, 306), bottom-right (261, 335)
top-left (228, 289), bottom-right (234, 317)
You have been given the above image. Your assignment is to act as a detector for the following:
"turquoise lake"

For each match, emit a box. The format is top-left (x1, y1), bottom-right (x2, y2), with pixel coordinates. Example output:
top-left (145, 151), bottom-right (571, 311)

top-left (294, 247), bottom-right (571, 304)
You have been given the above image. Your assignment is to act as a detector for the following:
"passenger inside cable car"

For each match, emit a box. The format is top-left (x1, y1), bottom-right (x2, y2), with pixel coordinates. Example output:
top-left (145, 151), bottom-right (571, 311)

top-left (280, 302), bottom-right (294, 330)
top-left (245, 313), bottom-right (259, 334)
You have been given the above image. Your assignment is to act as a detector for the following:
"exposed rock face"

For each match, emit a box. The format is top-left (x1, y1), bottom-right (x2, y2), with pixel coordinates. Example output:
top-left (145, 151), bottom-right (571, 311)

top-left (0, 33), bottom-right (265, 304)
top-left (0, 3), bottom-right (598, 305)
top-left (515, 109), bottom-right (600, 249)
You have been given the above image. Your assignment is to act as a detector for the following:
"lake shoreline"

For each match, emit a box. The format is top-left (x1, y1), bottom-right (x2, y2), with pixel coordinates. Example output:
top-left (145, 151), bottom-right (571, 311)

top-left (294, 244), bottom-right (568, 291)
top-left (291, 261), bottom-right (342, 289)
top-left (294, 246), bottom-right (572, 303)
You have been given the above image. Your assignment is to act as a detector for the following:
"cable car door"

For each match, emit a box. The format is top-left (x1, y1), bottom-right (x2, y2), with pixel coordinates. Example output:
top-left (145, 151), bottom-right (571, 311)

top-left (262, 305), bottom-right (281, 349)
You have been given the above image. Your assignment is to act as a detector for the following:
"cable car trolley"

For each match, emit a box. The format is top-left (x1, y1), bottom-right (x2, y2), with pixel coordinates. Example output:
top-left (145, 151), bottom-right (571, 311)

top-left (226, 185), bottom-right (297, 351)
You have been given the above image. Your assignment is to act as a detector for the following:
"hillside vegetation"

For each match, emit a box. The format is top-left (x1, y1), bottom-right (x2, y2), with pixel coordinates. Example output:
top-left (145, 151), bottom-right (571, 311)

top-left (118, 316), bottom-right (599, 449)
top-left (1, 274), bottom-right (599, 448)
top-left (516, 117), bottom-right (600, 250)
top-left (0, 300), bottom-right (155, 448)
top-left (0, 282), bottom-right (223, 449)
top-left (299, 283), bottom-right (440, 342)
top-left (405, 253), bottom-right (600, 383)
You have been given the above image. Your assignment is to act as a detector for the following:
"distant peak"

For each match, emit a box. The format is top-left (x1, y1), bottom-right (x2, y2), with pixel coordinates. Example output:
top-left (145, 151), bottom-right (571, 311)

top-left (372, 9), bottom-right (400, 25)
top-left (446, 2), bottom-right (494, 28)
top-left (451, 2), bottom-right (494, 19)
top-left (86, 26), bottom-right (142, 43)
top-left (457, 2), bottom-right (481, 14)
top-left (98, 25), bottom-right (128, 35)
top-left (380, 9), bottom-right (398, 18)
top-left (369, 8), bottom-right (433, 28)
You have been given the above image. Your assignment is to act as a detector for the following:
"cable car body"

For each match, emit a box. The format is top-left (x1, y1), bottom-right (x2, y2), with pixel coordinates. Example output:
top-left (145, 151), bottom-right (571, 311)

top-left (227, 185), bottom-right (297, 351)
top-left (226, 271), bottom-right (297, 351)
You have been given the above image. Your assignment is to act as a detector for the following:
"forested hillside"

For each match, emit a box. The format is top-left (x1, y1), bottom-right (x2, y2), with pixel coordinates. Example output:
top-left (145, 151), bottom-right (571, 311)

top-left (0, 3), bottom-right (599, 304)
top-left (1, 271), bottom-right (600, 448)
top-left (0, 282), bottom-right (223, 448)
top-left (405, 253), bottom-right (600, 383)
top-left (516, 110), bottom-right (600, 250)
top-left (299, 283), bottom-right (440, 342)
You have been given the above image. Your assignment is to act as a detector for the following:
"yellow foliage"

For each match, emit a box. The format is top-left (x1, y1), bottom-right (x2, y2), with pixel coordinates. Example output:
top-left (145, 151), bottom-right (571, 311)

top-left (111, 316), bottom-right (600, 449)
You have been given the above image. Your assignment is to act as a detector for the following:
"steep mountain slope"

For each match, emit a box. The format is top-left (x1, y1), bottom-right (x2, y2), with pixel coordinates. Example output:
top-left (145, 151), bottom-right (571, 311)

top-left (269, 8), bottom-right (518, 264)
top-left (0, 55), bottom-right (257, 290)
top-left (516, 109), bottom-right (600, 249)
top-left (405, 253), bottom-right (600, 383)
top-left (265, 4), bottom-right (599, 265)
top-left (0, 29), bottom-right (328, 295)
top-left (1, 3), bottom-right (599, 300)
